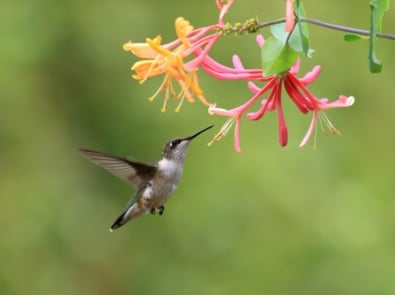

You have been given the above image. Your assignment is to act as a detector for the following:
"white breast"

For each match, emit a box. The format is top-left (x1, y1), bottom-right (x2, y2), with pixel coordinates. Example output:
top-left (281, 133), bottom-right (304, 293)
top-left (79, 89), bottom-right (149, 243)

top-left (156, 158), bottom-right (183, 200)
top-left (158, 158), bottom-right (183, 180)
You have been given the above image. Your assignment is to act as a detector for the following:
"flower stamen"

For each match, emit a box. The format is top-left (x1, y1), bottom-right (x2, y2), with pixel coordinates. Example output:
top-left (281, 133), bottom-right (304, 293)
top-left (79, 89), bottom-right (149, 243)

top-left (318, 111), bottom-right (342, 136)
top-left (208, 118), bottom-right (235, 146)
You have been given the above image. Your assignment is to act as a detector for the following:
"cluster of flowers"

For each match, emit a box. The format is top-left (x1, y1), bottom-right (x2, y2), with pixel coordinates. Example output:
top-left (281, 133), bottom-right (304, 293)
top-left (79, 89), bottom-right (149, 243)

top-left (123, 0), bottom-right (354, 152)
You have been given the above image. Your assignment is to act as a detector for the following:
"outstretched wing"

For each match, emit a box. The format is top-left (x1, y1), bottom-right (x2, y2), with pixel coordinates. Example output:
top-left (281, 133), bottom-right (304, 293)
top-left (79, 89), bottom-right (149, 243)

top-left (78, 148), bottom-right (157, 188)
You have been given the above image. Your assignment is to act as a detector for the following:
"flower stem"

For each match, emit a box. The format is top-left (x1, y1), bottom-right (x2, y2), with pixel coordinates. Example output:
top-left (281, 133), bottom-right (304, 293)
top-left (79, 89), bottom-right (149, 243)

top-left (300, 17), bottom-right (395, 41)
top-left (255, 17), bottom-right (395, 41)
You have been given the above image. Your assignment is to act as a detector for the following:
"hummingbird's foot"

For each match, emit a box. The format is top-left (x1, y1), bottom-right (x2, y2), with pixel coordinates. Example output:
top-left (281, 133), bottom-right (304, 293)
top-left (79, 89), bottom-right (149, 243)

top-left (150, 208), bottom-right (156, 215)
top-left (158, 205), bottom-right (165, 216)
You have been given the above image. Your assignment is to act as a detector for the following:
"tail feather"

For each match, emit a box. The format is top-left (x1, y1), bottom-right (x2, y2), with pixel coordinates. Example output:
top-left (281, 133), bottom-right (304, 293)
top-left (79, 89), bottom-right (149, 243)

top-left (109, 204), bottom-right (146, 232)
top-left (109, 211), bottom-right (129, 232)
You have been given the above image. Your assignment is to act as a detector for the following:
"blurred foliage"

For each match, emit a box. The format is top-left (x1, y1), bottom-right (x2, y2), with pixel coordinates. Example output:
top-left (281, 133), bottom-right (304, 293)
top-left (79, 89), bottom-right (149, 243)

top-left (1, 0), bottom-right (395, 294)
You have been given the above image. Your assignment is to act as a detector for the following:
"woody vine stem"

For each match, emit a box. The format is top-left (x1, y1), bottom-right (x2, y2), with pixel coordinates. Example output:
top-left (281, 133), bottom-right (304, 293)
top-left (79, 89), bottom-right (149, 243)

top-left (301, 17), bottom-right (395, 40)
top-left (253, 17), bottom-right (395, 40)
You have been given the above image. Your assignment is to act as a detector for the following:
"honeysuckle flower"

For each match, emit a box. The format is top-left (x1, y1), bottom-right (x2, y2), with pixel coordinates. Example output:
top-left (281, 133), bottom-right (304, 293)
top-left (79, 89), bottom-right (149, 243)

top-left (123, 0), bottom-right (234, 112)
top-left (247, 61), bottom-right (355, 147)
top-left (124, 23), bottom-right (211, 112)
top-left (208, 34), bottom-right (355, 150)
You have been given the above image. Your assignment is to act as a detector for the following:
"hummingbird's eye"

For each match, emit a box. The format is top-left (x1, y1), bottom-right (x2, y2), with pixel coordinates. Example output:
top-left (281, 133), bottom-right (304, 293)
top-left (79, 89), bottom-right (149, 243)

top-left (170, 139), bottom-right (181, 148)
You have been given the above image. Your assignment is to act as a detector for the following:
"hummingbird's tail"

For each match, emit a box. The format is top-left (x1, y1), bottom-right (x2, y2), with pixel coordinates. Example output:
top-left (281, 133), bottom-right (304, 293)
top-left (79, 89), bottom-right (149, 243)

top-left (109, 211), bottom-right (128, 232)
top-left (109, 204), bottom-right (146, 232)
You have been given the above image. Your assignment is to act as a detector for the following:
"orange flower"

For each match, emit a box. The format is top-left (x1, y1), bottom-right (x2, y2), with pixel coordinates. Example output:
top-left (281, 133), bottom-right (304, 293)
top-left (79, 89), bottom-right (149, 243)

top-left (124, 19), bottom-right (212, 112)
top-left (123, 0), bottom-right (234, 112)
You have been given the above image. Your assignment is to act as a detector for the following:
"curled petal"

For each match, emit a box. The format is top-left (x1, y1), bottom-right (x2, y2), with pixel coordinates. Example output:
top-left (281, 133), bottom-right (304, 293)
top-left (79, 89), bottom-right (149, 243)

top-left (289, 58), bottom-right (300, 74)
top-left (319, 95), bottom-right (355, 109)
top-left (256, 34), bottom-right (265, 48)
top-left (246, 81), bottom-right (262, 94)
top-left (299, 65), bottom-right (321, 85)
top-left (247, 99), bottom-right (275, 120)
top-left (232, 55), bottom-right (244, 70)
top-left (247, 106), bottom-right (264, 121)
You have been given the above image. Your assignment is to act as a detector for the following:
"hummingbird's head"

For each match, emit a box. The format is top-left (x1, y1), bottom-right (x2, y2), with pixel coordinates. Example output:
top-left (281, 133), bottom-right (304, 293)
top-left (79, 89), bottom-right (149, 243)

top-left (161, 125), bottom-right (214, 162)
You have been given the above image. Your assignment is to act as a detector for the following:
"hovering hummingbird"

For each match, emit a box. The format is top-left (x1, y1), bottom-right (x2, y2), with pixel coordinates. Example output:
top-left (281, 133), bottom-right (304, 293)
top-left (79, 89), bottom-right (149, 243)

top-left (78, 125), bottom-right (214, 232)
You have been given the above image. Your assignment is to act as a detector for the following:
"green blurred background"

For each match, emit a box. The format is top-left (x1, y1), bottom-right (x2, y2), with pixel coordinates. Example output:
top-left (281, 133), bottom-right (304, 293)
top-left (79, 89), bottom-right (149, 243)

top-left (2, 0), bottom-right (395, 294)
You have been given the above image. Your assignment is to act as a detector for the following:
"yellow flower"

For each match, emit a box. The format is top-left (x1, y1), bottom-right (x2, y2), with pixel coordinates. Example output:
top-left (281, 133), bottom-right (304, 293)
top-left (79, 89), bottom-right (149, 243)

top-left (123, 18), bottom-right (210, 112)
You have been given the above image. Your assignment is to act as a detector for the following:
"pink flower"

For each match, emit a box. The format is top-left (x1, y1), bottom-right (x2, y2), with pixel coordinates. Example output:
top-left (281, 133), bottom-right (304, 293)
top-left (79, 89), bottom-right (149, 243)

top-left (207, 35), bottom-right (354, 150)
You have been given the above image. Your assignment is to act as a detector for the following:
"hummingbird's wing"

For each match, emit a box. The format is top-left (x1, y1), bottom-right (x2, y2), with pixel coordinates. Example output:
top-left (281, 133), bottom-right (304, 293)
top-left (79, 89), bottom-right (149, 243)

top-left (78, 149), bottom-right (157, 188)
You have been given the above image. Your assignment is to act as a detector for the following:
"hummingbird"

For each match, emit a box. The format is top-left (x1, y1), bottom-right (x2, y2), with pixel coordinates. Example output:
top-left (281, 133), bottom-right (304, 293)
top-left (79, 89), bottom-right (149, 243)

top-left (78, 125), bottom-right (214, 232)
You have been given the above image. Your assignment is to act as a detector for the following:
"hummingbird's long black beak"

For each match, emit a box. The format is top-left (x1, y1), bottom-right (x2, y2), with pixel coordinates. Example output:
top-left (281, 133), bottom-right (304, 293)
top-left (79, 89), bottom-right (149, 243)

top-left (183, 125), bottom-right (214, 141)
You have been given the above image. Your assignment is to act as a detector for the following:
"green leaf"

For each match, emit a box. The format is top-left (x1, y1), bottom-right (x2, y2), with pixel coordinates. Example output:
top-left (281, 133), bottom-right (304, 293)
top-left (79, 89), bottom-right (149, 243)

top-left (295, 2), bottom-right (311, 57)
top-left (344, 34), bottom-right (369, 42)
top-left (270, 24), bottom-right (302, 52)
top-left (261, 36), bottom-right (298, 76)
top-left (369, 0), bottom-right (389, 73)
top-left (270, 23), bottom-right (289, 43)
top-left (270, 8), bottom-right (312, 58)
